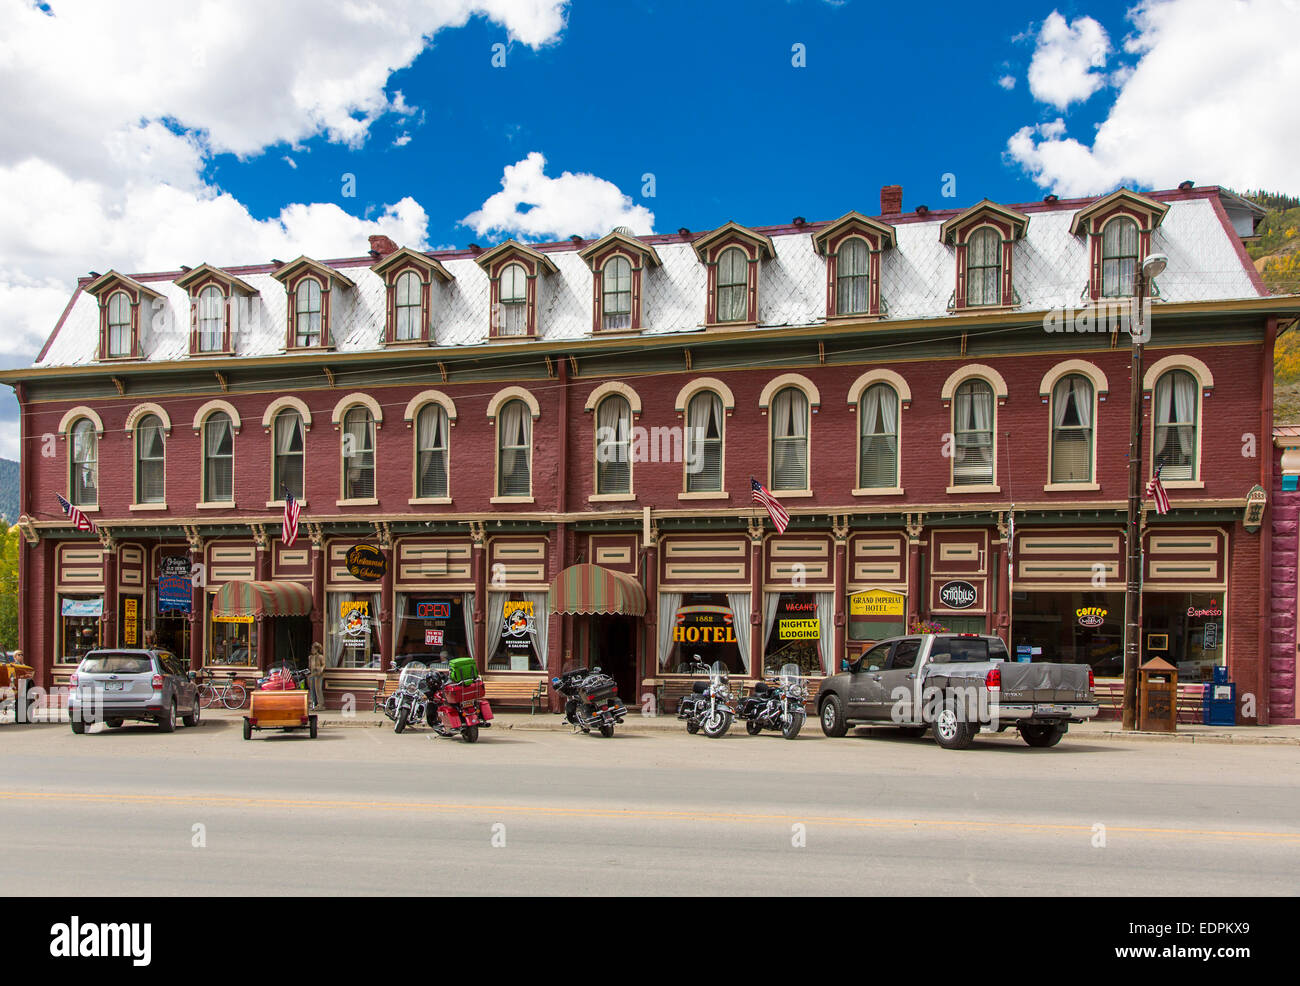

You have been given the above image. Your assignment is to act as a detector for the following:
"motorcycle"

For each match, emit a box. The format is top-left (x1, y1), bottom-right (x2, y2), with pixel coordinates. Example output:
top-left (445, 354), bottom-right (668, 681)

top-left (736, 662), bottom-right (808, 740)
top-left (676, 658), bottom-right (734, 738)
top-left (385, 661), bottom-right (430, 732)
top-left (549, 666), bottom-right (626, 738)
top-left (419, 666), bottom-right (493, 742)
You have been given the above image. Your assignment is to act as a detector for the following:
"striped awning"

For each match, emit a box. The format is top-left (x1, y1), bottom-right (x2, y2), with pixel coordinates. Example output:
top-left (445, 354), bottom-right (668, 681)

top-left (211, 580), bottom-right (312, 619)
top-left (549, 564), bottom-right (646, 617)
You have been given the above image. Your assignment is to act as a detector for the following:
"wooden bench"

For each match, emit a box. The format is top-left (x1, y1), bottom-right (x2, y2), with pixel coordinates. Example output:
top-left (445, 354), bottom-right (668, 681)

top-left (484, 678), bottom-right (548, 713)
top-left (371, 673), bottom-right (399, 713)
top-left (1093, 679), bottom-right (1205, 724)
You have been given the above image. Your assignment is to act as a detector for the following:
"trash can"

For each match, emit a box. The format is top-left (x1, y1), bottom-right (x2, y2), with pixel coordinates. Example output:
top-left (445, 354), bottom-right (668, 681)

top-left (1202, 666), bottom-right (1236, 726)
top-left (1138, 657), bottom-right (1178, 732)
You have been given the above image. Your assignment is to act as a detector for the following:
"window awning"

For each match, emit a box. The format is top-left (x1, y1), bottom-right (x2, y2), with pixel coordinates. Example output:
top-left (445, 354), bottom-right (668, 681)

top-left (549, 564), bottom-right (646, 617)
top-left (211, 580), bottom-right (312, 619)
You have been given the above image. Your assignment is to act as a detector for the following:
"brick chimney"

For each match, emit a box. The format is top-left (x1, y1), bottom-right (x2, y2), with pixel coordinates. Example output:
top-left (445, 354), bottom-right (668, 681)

top-left (880, 185), bottom-right (903, 215)
top-left (368, 234), bottom-right (399, 258)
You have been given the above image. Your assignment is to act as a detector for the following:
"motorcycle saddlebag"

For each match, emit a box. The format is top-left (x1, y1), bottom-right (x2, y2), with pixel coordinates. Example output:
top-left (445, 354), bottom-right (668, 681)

top-left (443, 680), bottom-right (486, 705)
top-left (579, 674), bottom-right (619, 705)
top-left (477, 699), bottom-right (494, 721)
top-left (438, 706), bottom-right (464, 730)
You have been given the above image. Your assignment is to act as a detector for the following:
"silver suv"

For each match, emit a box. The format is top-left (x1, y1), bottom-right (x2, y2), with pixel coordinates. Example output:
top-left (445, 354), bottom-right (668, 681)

top-left (68, 649), bottom-right (201, 733)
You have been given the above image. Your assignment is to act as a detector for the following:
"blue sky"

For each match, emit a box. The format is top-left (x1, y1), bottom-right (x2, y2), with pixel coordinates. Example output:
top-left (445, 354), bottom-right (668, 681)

top-left (1, 0), bottom-right (1296, 462)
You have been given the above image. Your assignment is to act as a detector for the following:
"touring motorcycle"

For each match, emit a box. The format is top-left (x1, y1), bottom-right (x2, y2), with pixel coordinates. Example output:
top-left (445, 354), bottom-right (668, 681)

top-left (549, 666), bottom-right (626, 737)
top-left (736, 662), bottom-right (808, 739)
top-left (385, 659), bottom-right (493, 742)
top-left (676, 658), bottom-right (734, 738)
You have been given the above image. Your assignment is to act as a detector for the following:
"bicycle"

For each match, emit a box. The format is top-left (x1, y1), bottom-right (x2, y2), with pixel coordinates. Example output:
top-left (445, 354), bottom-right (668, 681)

top-left (198, 671), bottom-right (248, 710)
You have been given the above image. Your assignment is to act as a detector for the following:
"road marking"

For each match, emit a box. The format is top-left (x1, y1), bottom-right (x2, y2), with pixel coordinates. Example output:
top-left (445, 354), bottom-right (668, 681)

top-left (0, 790), bottom-right (1296, 844)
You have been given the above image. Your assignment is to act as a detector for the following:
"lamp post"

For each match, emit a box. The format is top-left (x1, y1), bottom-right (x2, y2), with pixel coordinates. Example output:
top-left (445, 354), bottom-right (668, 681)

top-left (1122, 252), bottom-right (1168, 731)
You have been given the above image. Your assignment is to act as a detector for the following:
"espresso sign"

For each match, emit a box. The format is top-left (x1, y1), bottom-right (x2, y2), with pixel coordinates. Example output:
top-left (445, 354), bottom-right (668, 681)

top-left (938, 580), bottom-right (977, 610)
top-left (345, 544), bottom-right (387, 582)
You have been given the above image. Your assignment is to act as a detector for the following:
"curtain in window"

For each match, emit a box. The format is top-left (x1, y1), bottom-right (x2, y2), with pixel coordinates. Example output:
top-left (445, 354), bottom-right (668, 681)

top-left (686, 391), bottom-right (723, 491)
top-left (717, 248), bottom-right (748, 322)
top-left (595, 396), bottom-right (630, 493)
top-left (602, 258), bottom-right (632, 330)
top-left (1102, 218), bottom-right (1138, 296)
top-left (487, 591), bottom-right (507, 666)
top-left (274, 411), bottom-right (303, 499)
top-left (836, 239), bottom-right (870, 314)
top-left (498, 401), bottom-right (531, 495)
top-left (524, 591), bottom-right (549, 671)
top-left (136, 415), bottom-right (165, 503)
top-left (954, 381), bottom-right (993, 485)
top-left (343, 409), bottom-right (375, 499)
top-left (1154, 371), bottom-right (1196, 479)
top-left (295, 279), bottom-right (322, 345)
top-left (198, 287), bottom-right (224, 351)
top-left (771, 388), bottom-right (808, 490)
top-left (395, 271), bottom-right (421, 340)
top-left (657, 592), bottom-right (682, 672)
top-left (966, 229), bottom-right (1001, 306)
top-left (763, 591), bottom-right (781, 649)
top-left (108, 292), bottom-right (131, 355)
top-left (417, 405), bottom-right (448, 497)
top-left (726, 591), bottom-right (751, 674)
top-left (498, 265), bottom-right (528, 336)
top-left (461, 592), bottom-right (476, 660)
top-left (1051, 376), bottom-right (1093, 483)
top-left (71, 421), bottom-right (98, 505)
top-left (1172, 372), bottom-right (1195, 454)
top-left (858, 384), bottom-right (898, 488)
top-left (815, 591), bottom-right (835, 674)
top-left (204, 414), bottom-right (233, 501)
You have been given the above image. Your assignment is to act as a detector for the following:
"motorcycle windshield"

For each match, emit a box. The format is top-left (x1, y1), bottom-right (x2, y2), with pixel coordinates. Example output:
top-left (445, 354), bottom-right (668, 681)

top-left (710, 660), bottom-right (729, 685)
top-left (398, 662), bottom-right (427, 691)
top-left (778, 663), bottom-right (802, 686)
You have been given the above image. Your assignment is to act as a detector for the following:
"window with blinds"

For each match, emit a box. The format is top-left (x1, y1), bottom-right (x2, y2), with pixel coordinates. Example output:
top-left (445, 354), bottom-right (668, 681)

top-left (952, 379), bottom-right (994, 486)
top-left (70, 418), bottom-right (98, 506)
top-left (342, 407), bottom-right (376, 499)
top-left (595, 395), bottom-right (631, 494)
top-left (416, 404), bottom-right (449, 498)
top-left (858, 383), bottom-right (898, 488)
top-left (497, 399), bottom-right (532, 496)
top-left (203, 412), bottom-right (234, 502)
top-left (770, 387), bottom-right (809, 491)
top-left (135, 414), bottom-right (166, 504)
top-left (1153, 369), bottom-right (1197, 480)
top-left (274, 410), bottom-right (305, 500)
top-left (686, 391), bottom-right (723, 492)
top-left (1050, 375), bottom-right (1094, 483)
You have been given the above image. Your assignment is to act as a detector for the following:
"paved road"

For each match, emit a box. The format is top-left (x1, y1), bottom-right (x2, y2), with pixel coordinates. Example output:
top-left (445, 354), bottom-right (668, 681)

top-left (2, 716), bottom-right (1297, 895)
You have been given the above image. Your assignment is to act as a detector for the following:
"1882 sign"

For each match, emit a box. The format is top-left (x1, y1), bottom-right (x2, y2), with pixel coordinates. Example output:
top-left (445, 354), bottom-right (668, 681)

top-left (938, 580), bottom-right (977, 609)
top-left (345, 544), bottom-right (387, 582)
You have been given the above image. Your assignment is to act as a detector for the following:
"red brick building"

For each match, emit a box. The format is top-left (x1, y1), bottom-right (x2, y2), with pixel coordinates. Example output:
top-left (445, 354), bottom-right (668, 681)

top-left (5, 183), bottom-right (1296, 722)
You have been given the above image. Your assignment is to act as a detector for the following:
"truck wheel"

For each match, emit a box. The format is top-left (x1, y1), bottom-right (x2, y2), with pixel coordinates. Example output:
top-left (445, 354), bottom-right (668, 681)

top-left (819, 694), bottom-right (848, 737)
top-left (933, 699), bottom-right (976, 750)
top-left (1020, 723), bottom-right (1067, 748)
top-left (70, 718), bottom-right (86, 734)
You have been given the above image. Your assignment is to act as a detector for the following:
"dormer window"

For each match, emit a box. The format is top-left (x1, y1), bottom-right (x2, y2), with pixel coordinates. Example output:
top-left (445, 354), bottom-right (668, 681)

top-left (579, 228), bottom-right (660, 333)
top-left (1070, 187), bottom-right (1169, 301)
top-left (692, 222), bottom-right (775, 328)
top-left (371, 246), bottom-right (454, 346)
top-left (475, 240), bottom-right (557, 340)
top-left (939, 200), bottom-right (1028, 311)
top-left (175, 263), bottom-right (254, 356)
top-left (813, 212), bottom-right (896, 320)
top-left (197, 286), bottom-right (225, 351)
top-left (85, 271), bottom-right (162, 361)
top-left (272, 255), bottom-right (355, 350)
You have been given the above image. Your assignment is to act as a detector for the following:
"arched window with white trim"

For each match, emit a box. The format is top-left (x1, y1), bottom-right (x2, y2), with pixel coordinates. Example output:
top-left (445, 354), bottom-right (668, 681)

top-left (415, 403), bottom-right (449, 498)
top-left (273, 409), bottom-right (305, 500)
top-left (134, 413), bottom-right (165, 504)
top-left (197, 285), bottom-right (225, 352)
top-left (69, 418), bottom-right (98, 506)
top-left (498, 263), bottom-right (528, 337)
top-left (203, 411), bottom-right (234, 502)
top-left (1153, 369), bottom-right (1198, 480)
top-left (686, 391), bottom-right (724, 492)
top-left (395, 270), bottom-right (422, 341)
top-left (1050, 374), bottom-right (1094, 483)
top-left (107, 291), bottom-right (131, 357)
top-left (770, 386), bottom-right (809, 491)
top-left (858, 383), bottom-right (899, 488)
top-left (1101, 216), bottom-right (1139, 297)
top-left (497, 399), bottom-right (532, 496)
top-left (341, 406), bottom-right (376, 499)
top-left (952, 379), bottom-right (994, 486)
top-left (294, 278), bottom-right (322, 347)
top-left (595, 395), bottom-right (631, 494)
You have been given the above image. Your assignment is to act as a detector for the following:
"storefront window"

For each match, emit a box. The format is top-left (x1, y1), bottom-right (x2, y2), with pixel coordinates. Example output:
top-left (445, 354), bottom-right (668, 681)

top-left (659, 592), bottom-right (748, 675)
top-left (761, 591), bottom-right (833, 676)
top-left (327, 591), bottom-right (380, 669)
top-left (1011, 591), bottom-right (1123, 676)
top-left (395, 593), bottom-right (472, 666)
top-left (59, 595), bottom-right (102, 664)
top-left (1142, 592), bottom-right (1225, 684)
top-left (487, 591), bottom-right (548, 671)
top-left (208, 596), bottom-right (256, 667)
top-left (847, 589), bottom-right (906, 646)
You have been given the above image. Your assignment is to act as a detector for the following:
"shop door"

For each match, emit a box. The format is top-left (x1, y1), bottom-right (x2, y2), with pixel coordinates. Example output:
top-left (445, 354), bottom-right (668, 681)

top-left (275, 617), bottom-right (312, 669)
top-left (590, 614), bottom-right (637, 705)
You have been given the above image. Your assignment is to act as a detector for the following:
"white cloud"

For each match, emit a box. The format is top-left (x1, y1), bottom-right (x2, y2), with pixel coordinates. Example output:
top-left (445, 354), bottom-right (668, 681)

top-left (393, 133), bottom-right (413, 148)
top-left (1027, 10), bottom-right (1112, 110)
top-left (1008, 0), bottom-right (1300, 196)
top-left (998, 74), bottom-right (1017, 90)
top-left (462, 152), bottom-right (655, 240)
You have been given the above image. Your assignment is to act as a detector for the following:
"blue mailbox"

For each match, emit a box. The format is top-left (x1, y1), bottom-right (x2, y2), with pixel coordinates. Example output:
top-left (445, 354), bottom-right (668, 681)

top-left (1201, 666), bottom-right (1236, 726)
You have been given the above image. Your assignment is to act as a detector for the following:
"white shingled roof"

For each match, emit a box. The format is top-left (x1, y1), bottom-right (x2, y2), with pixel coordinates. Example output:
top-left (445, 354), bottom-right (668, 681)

top-left (33, 193), bottom-right (1264, 369)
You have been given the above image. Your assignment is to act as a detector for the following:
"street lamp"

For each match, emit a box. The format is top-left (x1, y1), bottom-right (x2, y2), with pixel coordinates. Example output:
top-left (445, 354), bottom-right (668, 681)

top-left (1122, 251), bottom-right (1168, 731)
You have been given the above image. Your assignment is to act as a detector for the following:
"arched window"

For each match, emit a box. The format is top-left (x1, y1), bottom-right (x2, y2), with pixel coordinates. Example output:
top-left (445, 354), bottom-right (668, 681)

top-left (69, 418), bottom-right (98, 506)
top-left (770, 387), bottom-right (809, 491)
top-left (341, 406), bottom-right (376, 499)
top-left (952, 379), bottom-right (994, 486)
top-left (395, 270), bottom-right (422, 341)
top-left (498, 263), bottom-right (528, 336)
top-left (1101, 216), bottom-right (1139, 297)
top-left (1050, 374), bottom-right (1094, 483)
top-left (837, 238), bottom-right (871, 316)
top-left (1153, 369), bottom-right (1198, 480)
top-left (497, 399), bottom-right (532, 496)
top-left (686, 391), bottom-right (724, 492)
top-left (197, 285), bottom-right (225, 352)
top-left (134, 413), bottom-right (165, 504)
top-left (858, 383), bottom-right (899, 488)
top-left (966, 227), bottom-right (1001, 307)
top-left (273, 410), bottom-right (305, 501)
top-left (202, 411), bottom-right (234, 502)
top-left (716, 247), bottom-right (748, 323)
top-left (294, 278), bottom-right (322, 347)
top-left (595, 395), bottom-right (631, 494)
top-left (415, 404), bottom-right (449, 498)
top-left (601, 256), bottom-right (632, 331)
top-left (107, 291), bottom-right (131, 357)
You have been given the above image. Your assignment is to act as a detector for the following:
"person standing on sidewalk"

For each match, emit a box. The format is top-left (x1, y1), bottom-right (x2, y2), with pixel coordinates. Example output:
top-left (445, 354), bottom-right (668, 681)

top-left (308, 642), bottom-right (326, 711)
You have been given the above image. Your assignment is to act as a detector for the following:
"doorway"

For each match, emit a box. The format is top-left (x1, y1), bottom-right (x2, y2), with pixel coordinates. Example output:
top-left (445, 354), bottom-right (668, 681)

top-left (587, 614), bottom-right (637, 705)
top-left (275, 616), bottom-right (312, 670)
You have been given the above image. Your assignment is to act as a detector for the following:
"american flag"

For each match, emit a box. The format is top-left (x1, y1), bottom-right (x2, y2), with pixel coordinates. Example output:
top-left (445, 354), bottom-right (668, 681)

top-left (751, 477), bottom-right (790, 534)
top-left (281, 487), bottom-right (301, 547)
top-left (1145, 464), bottom-right (1171, 515)
top-left (55, 493), bottom-right (95, 532)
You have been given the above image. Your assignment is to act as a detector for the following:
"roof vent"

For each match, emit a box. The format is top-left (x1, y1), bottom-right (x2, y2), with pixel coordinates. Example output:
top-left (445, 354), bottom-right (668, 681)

top-left (468, 243), bottom-right (481, 253)
top-left (915, 205), bottom-right (930, 216)
top-left (677, 227), bottom-right (690, 236)
top-left (1043, 194), bottom-right (1059, 204)
top-left (791, 216), bottom-right (806, 226)
top-left (612, 226), bottom-right (634, 236)
top-left (1178, 180), bottom-right (1194, 190)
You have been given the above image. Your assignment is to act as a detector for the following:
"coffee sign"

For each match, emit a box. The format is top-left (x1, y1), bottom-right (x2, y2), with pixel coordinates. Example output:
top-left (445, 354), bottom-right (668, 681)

top-left (938, 580), bottom-right (977, 610)
top-left (345, 544), bottom-right (387, 582)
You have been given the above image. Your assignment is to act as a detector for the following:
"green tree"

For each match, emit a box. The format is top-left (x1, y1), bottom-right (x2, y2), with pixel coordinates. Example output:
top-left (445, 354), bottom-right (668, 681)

top-left (0, 521), bottom-right (19, 651)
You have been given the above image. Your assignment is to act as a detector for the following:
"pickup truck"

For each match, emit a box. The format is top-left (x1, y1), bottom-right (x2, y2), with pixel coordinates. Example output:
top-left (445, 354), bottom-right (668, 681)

top-left (817, 633), bottom-right (1099, 749)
